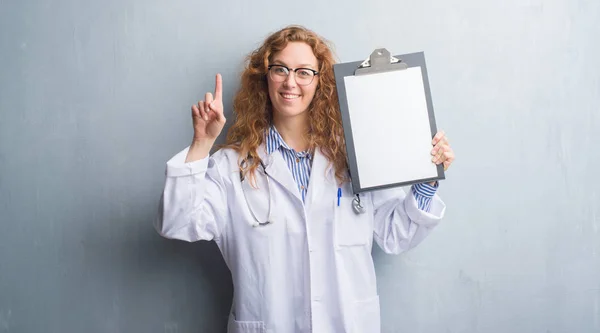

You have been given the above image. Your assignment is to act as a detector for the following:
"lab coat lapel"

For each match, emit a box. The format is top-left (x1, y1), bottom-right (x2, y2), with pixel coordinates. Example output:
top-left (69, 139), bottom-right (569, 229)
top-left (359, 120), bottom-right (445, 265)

top-left (305, 148), bottom-right (335, 213)
top-left (257, 144), bottom-right (303, 204)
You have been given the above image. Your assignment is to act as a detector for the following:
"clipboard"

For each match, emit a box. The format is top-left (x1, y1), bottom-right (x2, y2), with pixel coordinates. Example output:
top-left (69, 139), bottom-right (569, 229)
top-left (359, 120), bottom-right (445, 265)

top-left (333, 49), bottom-right (445, 194)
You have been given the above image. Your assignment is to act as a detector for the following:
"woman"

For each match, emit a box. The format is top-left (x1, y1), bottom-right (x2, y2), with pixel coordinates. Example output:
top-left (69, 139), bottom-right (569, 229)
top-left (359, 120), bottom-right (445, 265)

top-left (156, 25), bottom-right (454, 333)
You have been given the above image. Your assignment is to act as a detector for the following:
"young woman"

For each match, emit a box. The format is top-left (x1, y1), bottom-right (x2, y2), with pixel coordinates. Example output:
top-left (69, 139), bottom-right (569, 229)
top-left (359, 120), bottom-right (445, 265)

top-left (156, 25), bottom-right (454, 333)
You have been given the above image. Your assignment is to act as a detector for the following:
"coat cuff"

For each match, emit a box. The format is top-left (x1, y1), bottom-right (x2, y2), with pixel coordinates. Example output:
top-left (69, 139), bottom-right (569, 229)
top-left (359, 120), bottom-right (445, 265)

top-left (165, 147), bottom-right (210, 177)
top-left (411, 182), bottom-right (438, 212)
top-left (404, 189), bottom-right (446, 227)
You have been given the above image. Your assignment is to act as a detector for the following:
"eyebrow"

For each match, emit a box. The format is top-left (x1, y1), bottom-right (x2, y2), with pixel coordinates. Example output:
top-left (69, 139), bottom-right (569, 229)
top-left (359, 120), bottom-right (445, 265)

top-left (271, 60), bottom-right (317, 69)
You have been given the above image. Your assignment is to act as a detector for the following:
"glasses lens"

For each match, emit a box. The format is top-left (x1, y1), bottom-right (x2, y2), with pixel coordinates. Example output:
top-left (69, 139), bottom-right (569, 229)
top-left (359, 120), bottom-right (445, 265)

top-left (269, 66), bottom-right (288, 82)
top-left (295, 69), bottom-right (314, 85)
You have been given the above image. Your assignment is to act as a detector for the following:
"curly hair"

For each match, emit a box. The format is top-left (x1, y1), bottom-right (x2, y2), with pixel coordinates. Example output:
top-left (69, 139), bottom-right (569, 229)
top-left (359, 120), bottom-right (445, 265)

top-left (224, 25), bottom-right (348, 185)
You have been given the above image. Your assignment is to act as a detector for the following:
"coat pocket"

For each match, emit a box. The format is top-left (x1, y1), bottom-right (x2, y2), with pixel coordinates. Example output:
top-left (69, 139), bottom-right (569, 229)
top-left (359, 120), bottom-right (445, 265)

top-left (352, 295), bottom-right (381, 333)
top-left (334, 194), bottom-right (372, 247)
top-left (227, 313), bottom-right (266, 333)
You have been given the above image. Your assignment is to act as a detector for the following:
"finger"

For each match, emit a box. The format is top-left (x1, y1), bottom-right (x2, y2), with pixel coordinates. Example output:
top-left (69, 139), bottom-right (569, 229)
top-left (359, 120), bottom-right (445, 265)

top-left (439, 151), bottom-right (453, 164)
top-left (433, 145), bottom-right (452, 163)
top-left (205, 92), bottom-right (214, 112)
top-left (204, 94), bottom-right (214, 120)
top-left (215, 106), bottom-right (226, 123)
top-left (443, 153), bottom-right (455, 169)
top-left (432, 130), bottom-right (445, 145)
top-left (431, 140), bottom-right (442, 155)
top-left (437, 148), bottom-right (446, 161)
top-left (198, 101), bottom-right (208, 121)
top-left (439, 135), bottom-right (449, 146)
top-left (191, 104), bottom-right (200, 118)
top-left (214, 73), bottom-right (223, 101)
top-left (209, 100), bottom-right (225, 123)
top-left (431, 142), bottom-right (443, 155)
top-left (431, 142), bottom-right (450, 157)
top-left (443, 160), bottom-right (451, 171)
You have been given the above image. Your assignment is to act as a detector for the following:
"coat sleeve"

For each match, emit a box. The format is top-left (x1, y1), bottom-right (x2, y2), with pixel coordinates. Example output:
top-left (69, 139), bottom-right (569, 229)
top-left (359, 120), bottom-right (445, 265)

top-left (155, 147), bottom-right (229, 242)
top-left (371, 185), bottom-right (446, 254)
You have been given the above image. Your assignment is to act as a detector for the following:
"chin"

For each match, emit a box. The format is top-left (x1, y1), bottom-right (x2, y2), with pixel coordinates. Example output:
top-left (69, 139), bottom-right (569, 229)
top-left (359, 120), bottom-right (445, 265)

top-left (273, 105), bottom-right (309, 118)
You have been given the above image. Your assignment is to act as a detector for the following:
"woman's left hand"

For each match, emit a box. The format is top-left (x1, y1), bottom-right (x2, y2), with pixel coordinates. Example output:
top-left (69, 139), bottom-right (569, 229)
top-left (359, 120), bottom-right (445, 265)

top-left (427, 130), bottom-right (454, 187)
top-left (431, 130), bottom-right (454, 171)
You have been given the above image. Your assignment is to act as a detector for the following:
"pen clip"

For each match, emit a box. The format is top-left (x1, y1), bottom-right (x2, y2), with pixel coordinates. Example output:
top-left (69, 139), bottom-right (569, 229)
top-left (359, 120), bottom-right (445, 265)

top-left (337, 188), bottom-right (342, 206)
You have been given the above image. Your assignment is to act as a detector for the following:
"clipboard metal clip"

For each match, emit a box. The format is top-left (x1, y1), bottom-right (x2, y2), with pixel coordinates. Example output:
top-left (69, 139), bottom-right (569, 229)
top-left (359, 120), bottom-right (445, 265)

top-left (355, 48), bottom-right (408, 76)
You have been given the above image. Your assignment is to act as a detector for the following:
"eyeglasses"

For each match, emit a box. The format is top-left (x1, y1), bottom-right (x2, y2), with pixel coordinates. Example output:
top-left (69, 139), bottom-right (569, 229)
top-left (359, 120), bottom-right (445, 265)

top-left (268, 65), bottom-right (319, 86)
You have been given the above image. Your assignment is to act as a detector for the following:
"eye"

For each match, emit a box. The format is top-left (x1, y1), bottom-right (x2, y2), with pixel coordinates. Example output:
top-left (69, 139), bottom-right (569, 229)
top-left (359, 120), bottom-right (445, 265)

top-left (273, 66), bottom-right (287, 74)
top-left (297, 69), bottom-right (313, 77)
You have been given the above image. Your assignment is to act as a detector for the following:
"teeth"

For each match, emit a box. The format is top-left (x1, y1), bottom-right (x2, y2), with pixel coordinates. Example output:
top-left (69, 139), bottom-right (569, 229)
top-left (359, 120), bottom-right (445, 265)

top-left (282, 94), bottom-right (300, 99)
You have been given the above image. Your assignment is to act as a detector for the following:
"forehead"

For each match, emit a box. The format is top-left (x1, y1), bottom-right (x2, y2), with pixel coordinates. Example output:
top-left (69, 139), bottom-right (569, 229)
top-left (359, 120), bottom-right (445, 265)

top-left (271, 42), bottom-right (318, 67)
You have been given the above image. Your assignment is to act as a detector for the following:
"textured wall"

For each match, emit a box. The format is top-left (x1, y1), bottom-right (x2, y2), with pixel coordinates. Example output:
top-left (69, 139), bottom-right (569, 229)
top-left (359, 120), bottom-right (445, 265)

top-left (1, 0), bottom-right (598, 332)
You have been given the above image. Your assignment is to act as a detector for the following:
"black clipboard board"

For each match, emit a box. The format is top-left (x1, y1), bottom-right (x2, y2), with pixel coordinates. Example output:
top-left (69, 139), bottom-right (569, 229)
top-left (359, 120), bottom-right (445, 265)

top-left (334, 49), bottom-right (445, 194)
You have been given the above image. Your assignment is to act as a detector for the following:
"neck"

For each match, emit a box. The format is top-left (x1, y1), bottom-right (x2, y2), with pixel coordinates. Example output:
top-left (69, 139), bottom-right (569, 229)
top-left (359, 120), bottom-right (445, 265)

top-left (273, 113), bottom-right (309, 152)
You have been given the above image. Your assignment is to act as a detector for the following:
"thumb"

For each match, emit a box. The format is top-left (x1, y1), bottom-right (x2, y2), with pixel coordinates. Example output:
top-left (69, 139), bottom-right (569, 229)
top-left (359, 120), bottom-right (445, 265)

top-left (210, 101), bottom-right (226, 122)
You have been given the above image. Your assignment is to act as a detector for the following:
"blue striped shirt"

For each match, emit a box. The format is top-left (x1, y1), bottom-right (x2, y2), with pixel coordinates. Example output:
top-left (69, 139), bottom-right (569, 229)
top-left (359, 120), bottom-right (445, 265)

top-left (266, 126), bottom-right (313, 202)
top-left (265, 125), bottom-right (437, 211)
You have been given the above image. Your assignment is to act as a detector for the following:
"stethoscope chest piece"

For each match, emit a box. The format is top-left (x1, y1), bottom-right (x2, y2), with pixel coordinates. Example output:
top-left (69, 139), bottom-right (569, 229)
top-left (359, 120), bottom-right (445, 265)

top-left (352, 195), bottom-right (366, 215)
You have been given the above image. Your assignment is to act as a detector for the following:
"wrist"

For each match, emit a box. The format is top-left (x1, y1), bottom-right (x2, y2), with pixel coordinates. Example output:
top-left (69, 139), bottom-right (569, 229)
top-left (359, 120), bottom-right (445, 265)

top-left (191, 138), bottom-right (214, 151)
top-left (186, 138), bottom-right (215, 162)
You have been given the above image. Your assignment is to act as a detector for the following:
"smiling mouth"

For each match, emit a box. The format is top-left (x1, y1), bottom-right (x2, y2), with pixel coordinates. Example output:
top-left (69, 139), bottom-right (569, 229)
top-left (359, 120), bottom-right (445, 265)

top-left (280, 93), bottom-right (301, 100)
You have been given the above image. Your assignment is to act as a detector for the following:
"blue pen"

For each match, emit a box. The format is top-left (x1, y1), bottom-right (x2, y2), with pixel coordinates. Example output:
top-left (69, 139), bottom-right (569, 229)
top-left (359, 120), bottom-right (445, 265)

top-left (337, 188), bottom-right (342, 206)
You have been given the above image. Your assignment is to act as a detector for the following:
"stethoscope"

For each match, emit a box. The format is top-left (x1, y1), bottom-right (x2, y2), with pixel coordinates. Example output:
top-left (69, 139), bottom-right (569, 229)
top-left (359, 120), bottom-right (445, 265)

top-left (352, 193), bottom-right (366, 214)
top-left (240, 157), bottom-right (366, 227)
top-left (239, 158), bottom-right (274, 227)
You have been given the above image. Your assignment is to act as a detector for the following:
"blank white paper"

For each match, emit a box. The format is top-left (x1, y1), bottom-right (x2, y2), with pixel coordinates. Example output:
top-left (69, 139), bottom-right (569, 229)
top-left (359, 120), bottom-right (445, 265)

top-left (343, 66), bottom-right (438, 189)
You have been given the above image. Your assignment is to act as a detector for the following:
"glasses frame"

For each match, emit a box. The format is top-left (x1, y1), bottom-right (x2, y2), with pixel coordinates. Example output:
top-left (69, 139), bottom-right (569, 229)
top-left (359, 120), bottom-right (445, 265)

top-left (267, 64), bottom-right (319, 86)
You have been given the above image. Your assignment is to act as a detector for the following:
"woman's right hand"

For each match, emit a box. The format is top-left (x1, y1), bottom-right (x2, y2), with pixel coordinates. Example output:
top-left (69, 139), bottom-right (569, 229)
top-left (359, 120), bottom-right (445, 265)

top-left (191, 73), bottom-right (226, 143)
top-left (185, 74), bottom-right (226, 162)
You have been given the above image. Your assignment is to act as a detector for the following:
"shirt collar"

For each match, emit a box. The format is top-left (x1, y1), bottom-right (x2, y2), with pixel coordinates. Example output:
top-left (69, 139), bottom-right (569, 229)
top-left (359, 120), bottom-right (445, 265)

top-left (265, 125), bottom-right (311, 158)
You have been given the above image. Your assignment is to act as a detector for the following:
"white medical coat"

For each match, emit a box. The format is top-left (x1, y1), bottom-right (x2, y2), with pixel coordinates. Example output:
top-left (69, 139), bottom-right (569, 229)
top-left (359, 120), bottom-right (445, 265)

top-left (155, 144), bottom-right (446, 333)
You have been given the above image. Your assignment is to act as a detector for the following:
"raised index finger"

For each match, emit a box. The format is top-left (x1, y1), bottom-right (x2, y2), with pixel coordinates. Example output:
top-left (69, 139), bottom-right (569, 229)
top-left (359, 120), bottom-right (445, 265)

top-left (214, 73), bottom-right (223, 101)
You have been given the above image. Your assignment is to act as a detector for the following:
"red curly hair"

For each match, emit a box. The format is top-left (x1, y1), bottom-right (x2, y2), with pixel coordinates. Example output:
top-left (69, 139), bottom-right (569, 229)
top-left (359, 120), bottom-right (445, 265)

top-left (224, 25), bottom-right (348, 184)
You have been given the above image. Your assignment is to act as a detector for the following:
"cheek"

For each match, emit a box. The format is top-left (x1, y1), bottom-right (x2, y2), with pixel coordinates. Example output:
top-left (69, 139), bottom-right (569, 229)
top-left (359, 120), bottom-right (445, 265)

top-left (267, 81), bottom-right (274, 94)
top-left (303, 86), bottom-right (318, 103)
top-left (268, 82), bottom-right (279, 102)
top-left (269, 82), bottom-right (282, 103)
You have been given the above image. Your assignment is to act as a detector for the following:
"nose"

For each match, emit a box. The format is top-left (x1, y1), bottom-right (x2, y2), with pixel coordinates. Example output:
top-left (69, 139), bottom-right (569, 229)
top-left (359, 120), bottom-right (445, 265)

top-left (283, 71), bottom-right (297, 88)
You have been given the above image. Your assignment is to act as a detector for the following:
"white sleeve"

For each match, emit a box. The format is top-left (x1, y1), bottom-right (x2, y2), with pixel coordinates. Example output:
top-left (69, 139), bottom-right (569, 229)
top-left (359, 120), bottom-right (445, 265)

top-left (155, 147), bottom-right (228, 242)
top-left (371, 186), bottom-right (446, 254)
